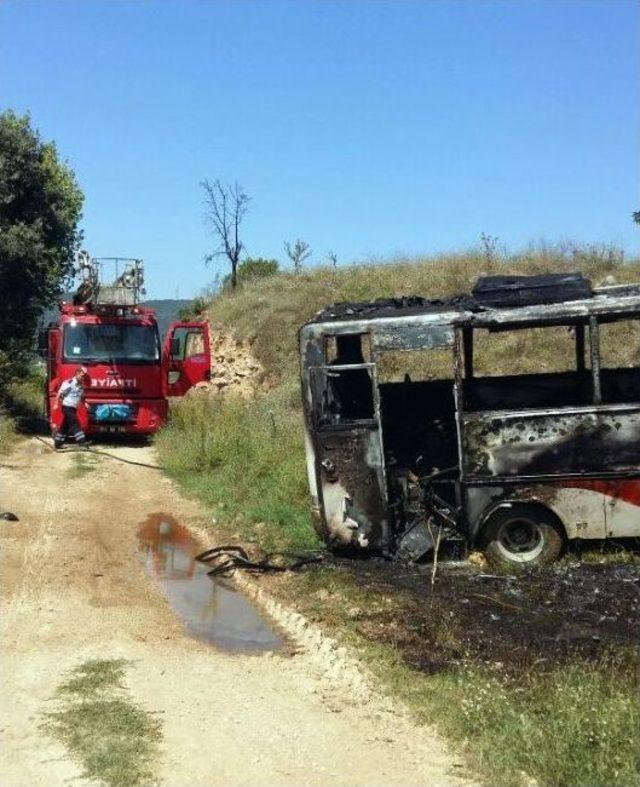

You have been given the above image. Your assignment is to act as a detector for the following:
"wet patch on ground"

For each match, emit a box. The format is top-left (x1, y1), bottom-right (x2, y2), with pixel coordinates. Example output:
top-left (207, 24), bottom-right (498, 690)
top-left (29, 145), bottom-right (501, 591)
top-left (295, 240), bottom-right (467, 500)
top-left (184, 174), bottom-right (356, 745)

top-left (137, 513), bottom-right (283, 654)
top-left (323, 552), bottom-right (640, 676)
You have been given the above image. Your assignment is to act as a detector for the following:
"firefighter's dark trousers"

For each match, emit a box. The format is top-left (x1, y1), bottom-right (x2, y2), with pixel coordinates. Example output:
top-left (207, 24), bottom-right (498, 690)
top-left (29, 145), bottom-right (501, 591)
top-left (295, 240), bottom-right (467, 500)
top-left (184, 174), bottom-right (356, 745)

top-left (55, 406), bottom-right (86, 447)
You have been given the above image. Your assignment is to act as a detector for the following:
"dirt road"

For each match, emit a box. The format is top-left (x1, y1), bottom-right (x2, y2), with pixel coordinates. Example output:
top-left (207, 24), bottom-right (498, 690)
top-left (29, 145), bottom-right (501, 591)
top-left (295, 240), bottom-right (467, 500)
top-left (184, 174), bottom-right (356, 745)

top-left (0, 437), bottom-right (469, 786)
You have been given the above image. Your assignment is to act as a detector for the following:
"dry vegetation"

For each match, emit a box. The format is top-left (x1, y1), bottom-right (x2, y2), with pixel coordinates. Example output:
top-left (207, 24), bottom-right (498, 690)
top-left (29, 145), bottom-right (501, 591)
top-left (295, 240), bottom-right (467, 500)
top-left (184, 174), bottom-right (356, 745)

top-left (206, 243), bottom-right (640, 383)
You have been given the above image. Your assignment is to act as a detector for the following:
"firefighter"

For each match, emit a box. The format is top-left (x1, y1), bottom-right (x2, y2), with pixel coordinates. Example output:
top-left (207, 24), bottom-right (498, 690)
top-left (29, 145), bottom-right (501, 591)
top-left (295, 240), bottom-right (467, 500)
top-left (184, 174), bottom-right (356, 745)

top-left (54, 366), bottom-right (90, 449)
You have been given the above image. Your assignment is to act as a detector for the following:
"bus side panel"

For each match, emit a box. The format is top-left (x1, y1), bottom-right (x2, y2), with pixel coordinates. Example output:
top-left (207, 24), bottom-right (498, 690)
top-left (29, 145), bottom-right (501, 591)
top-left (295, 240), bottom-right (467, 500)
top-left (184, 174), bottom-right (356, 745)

top-left (466, 484), bottom-right (607, 541)
top-left (589, 480), bottom-right (640, 537)
top-left (550, 479), bottom-right (640, 538)
top-left (463, 407), bottom-right (640, 478)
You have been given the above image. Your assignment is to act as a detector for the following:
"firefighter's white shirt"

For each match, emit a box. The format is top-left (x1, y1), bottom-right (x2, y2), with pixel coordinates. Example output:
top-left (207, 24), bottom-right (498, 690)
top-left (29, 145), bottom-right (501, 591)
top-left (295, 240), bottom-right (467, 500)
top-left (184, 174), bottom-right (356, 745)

top-left (58, 378), bottom-right (84, 408)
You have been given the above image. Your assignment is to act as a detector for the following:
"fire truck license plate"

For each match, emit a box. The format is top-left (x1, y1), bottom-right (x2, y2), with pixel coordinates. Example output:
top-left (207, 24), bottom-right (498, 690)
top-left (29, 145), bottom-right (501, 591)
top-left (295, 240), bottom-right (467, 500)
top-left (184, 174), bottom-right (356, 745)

top-left (98, 426), bottom-right (127, 433)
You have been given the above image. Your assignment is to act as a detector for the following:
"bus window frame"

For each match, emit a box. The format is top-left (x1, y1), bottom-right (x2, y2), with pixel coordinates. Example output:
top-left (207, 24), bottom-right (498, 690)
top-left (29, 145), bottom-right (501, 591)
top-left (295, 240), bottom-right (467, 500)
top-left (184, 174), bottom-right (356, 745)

top-left (310, 362), bottom-right (379, 430)
top-left (460, 319), bottom-right (604, 413)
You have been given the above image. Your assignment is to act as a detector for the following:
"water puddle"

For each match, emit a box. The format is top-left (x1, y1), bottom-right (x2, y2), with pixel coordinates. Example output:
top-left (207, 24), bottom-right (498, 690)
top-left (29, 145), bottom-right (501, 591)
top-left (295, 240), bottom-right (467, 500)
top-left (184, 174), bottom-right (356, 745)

top-left (137, 513), bottom-right (283, 654)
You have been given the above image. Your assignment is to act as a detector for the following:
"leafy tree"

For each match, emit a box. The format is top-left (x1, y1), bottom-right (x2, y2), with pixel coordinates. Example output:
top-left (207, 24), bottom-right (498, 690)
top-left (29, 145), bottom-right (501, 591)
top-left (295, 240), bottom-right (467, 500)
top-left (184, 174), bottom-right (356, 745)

top-left (0, 111), bottom-right (83, 377)
top-left (237, 257), bottom-right (279, 279)
top-left (201, 179), bottom-right (250, 289)
top-left (221, 257), bottom-right (279, 289)
top-left (633, 211), bottom-right (640, 225)
top-left (284, 238), bottom-right (311, 272)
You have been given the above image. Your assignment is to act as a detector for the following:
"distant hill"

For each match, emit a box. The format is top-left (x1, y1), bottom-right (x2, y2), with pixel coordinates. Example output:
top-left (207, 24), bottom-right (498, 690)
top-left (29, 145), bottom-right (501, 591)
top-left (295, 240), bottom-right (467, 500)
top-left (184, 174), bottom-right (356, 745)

top-left (142, 300), bottom-right (193, 337)
top-left (40, 299), bottom-right (193, 338)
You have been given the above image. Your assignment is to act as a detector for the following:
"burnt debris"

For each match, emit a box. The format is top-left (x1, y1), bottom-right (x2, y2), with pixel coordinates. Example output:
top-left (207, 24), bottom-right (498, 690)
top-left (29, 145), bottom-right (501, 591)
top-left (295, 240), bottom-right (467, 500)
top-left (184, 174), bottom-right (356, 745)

top-left (471, 272), bottom-right (593, 308)
top-left (308, 272), bottom-right (596, 325)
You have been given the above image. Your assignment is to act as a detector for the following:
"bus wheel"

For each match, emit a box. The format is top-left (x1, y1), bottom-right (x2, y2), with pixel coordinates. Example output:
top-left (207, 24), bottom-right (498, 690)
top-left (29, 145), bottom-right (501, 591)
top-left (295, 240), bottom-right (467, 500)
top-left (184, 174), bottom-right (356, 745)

top-left (480, 504), bottom-right (564, 568)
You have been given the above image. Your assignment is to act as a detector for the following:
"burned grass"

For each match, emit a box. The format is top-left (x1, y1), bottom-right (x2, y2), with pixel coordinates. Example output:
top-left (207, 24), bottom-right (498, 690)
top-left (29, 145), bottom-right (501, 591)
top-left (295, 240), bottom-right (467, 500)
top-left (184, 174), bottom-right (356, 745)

top-left (161, 403), bottom-right (640, 785)
top-left (338, 557), bottom-right (640, 673)
top-left (291, 555), bottom-right (640, 674)
top-left (43, 659), bottom-right (162, 787)
top-left (281, 557), bottom-right (640, 785)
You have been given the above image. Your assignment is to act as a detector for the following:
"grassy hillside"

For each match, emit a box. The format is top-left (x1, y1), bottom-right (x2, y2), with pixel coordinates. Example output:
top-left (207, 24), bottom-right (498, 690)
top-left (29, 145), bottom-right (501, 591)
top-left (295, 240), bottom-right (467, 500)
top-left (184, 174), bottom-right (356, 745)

top-left (205, 245), bottom-right (640, 384)
top-left (157, 245), bottom-right (640, 786)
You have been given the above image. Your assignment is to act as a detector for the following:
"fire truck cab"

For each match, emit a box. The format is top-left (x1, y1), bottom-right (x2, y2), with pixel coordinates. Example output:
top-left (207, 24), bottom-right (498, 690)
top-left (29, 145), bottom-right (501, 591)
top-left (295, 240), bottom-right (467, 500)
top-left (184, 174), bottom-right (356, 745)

top-left (45, 253), bottom-right (210, 438)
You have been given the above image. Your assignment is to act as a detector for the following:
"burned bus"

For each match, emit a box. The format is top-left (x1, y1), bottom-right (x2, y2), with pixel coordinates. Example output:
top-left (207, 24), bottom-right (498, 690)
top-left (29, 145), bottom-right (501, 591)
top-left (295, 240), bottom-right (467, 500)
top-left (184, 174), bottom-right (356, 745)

top-left (299, 273), bottom-right (640, 567)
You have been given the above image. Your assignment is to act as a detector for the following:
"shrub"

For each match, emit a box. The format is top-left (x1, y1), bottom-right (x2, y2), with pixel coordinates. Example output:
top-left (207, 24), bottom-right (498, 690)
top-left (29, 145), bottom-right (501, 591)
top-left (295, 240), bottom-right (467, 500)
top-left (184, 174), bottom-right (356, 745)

top-left (221, 257), bottom-right (280, 290)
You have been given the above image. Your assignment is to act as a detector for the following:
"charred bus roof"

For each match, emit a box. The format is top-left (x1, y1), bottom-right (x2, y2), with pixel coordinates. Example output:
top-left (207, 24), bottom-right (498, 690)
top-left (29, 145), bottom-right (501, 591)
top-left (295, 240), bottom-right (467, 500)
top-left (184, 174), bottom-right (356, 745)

top-left (301, 273), bottom-right (640, 338)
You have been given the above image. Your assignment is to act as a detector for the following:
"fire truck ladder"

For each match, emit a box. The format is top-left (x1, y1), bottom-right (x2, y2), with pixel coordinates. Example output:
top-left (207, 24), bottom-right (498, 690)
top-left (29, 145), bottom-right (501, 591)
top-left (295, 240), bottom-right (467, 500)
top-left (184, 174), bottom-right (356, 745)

top-left (73, 250), bottom-right (145, 308)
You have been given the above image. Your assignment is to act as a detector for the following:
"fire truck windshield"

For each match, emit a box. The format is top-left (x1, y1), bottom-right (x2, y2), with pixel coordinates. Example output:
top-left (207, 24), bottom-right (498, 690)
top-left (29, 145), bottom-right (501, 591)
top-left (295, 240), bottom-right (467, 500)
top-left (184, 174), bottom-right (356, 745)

top-left (63, 323), bottom-right (160, 364)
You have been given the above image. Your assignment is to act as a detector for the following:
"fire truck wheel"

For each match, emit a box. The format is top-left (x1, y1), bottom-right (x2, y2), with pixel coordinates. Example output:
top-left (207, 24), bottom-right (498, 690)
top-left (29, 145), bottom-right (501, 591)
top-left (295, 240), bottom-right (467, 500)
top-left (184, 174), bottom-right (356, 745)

top-left (481, 504), bottom-right (564, 568)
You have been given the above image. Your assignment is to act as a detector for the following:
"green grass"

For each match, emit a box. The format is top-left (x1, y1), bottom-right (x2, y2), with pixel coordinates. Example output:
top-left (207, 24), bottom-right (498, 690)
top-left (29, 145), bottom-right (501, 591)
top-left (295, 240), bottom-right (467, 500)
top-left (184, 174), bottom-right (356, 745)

top-left (0, 364), bottom-right (46, 452)
top-left (158, 246), bottom-right (640, 786)
top-left (564, 544), bottom-right (640, 565)
top-left (43, 659), bottom-right (162, 787)
top-left (0, 407), bottom-right (16, 453)
top-left (5, 367), bottom-right (45, 415)
top-left (58, 658), bottom-right (127, 697)
top-left (398, 648), bottom-right (637, 786)
top-left (156, 384), bottom-right (318, 551)
top-left (67, 451), bottom-right (99, 479)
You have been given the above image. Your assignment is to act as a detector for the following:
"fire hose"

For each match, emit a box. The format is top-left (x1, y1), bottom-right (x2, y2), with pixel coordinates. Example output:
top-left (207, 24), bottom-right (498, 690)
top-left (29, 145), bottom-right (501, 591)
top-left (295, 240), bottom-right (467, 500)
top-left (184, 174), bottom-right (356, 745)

top-left (33, 435), bottom-right (161, 469)
top-left (195, 545), bottom-right (325, 577)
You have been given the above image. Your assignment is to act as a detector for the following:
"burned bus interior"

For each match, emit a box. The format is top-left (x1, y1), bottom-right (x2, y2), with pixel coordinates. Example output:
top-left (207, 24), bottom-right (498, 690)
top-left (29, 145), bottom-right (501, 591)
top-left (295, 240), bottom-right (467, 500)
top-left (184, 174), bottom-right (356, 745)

top-left (300, 273), bottom-right (640, 565)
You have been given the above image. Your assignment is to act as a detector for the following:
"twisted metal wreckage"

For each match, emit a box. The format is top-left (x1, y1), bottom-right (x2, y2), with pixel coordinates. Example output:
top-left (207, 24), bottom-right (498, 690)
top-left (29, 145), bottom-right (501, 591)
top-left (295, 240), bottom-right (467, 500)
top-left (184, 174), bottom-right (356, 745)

top-left (299, 273), bottom-right (640, 567)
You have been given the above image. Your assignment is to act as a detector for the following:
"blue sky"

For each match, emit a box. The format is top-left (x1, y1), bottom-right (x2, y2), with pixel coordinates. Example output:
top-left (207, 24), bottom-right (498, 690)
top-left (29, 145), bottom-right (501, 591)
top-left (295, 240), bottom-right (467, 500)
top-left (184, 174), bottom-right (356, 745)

top-left (2, 0), bottom-right (638, 298)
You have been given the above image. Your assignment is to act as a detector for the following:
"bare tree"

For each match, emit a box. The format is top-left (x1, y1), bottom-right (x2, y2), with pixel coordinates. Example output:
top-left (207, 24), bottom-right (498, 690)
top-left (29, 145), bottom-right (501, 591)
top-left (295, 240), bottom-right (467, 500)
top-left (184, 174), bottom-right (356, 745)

top-left (327, 250), bottom-right (338, 269)
top-left (284, 238), bottom-right (312, 273)
top-left (480, 232), bottom-right (499, 265)
top-left (201, 179), bottom-right (250, 289)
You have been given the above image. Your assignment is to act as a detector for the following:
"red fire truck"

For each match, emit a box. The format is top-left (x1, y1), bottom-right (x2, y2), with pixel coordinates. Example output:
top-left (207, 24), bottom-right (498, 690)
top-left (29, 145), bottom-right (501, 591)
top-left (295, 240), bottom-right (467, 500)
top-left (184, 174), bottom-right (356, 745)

top-left (45, 253), bottom-right (210, 440)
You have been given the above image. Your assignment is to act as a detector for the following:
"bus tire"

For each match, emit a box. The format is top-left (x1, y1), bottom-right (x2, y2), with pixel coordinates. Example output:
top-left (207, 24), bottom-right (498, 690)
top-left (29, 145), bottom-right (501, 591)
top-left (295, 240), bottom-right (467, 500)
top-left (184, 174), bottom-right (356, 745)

top-left (480, 504), bottom-right (564, 569)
